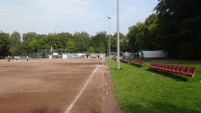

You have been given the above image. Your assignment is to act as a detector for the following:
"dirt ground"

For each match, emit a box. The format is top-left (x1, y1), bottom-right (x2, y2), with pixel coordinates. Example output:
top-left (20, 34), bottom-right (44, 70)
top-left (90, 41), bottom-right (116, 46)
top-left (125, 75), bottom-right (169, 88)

top-left (0, 58), bottom-right (121, 113)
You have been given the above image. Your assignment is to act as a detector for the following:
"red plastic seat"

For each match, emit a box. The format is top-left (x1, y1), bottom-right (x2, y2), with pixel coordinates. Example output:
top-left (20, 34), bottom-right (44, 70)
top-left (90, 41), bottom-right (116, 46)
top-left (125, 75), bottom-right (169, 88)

top-left (157, 64), bottom-right (162, 70)
top-left (176, 66), bottom-right (184, 74)
top-left (123, 59), bottom-right (129, 63)
top-left (131, 60), bottom-right (144, 66)
top-left (149, 62), bottom-right (156, 69)
top-left (130, 60), bottom-right (134, 64)
top-left (148, 63), bottom-right (196, 77)
top-left (181, 66), bottom-right (189, 73)
top-left (152, 63), bottom-right (158, 69)
top-left (164, 65), bottom-right (170, 71)
top-left (161, 64), bottom-right (167, 70)
top-left (171, 65), bottom-right (179, 73)
top-left (156, 64), bottom-right (162, 70)
top-left (130, 60), bottom-right (136, 65)
top-left (182, 67), bottom-right (196, 77)
top-left (137, 61), bottom-right (144, 66)
top-left (168, 65), bottom-right (174, 72)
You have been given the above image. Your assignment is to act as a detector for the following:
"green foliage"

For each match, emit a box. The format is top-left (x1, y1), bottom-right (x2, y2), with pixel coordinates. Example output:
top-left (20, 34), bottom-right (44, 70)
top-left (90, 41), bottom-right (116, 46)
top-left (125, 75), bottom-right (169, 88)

top-left (0, 31), bottom-right (10, 57)
top-left (108, 59), bottom-right (201, 113)
top-left (66, 38), bottom-right (76, 52)
top-left (125, 0), bottom-right (201, 59)
top-left (86, 46), bottom-right (95, 53)
top-left (1, 30), bottom-right (125, 56)
top-left (127, 14), bottom-right (159, 53)
top-left (20, 40), bottom-right (31, 53)
top-left (127, 22), bottom-right (147, 52)
top-left (112, 32), bottom-right (125, 52)
top-left (91, 31), bottom-right (107, 53)
top-left (23, 32), bottom-right (39, 42)
top-left (10, 31), bottom-right (21, 55)
top-left (73, 31), bottom-right (90, 52)
top-left (2, 0), bottom-right (200, 60)
top-left (154, 0), bottom-right (201, 59)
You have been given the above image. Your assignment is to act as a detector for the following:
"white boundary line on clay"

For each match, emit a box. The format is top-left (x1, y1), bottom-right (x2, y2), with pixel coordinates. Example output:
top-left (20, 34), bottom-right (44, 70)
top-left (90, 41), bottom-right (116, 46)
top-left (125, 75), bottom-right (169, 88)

top-left (65, 64), bottom-right (100, 113)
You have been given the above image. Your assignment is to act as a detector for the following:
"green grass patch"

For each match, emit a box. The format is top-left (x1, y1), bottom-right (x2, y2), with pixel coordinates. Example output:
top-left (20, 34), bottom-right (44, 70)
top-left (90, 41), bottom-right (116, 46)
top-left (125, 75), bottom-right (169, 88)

top-left (108, 59), bottom-right (201, 113)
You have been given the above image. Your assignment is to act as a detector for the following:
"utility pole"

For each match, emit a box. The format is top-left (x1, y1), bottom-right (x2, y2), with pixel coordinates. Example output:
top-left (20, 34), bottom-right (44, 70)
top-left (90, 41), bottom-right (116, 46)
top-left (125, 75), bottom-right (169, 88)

top-left (116, 0), bottom-right (120, 69)
top-left (108, 16), bottom-right (111, 59)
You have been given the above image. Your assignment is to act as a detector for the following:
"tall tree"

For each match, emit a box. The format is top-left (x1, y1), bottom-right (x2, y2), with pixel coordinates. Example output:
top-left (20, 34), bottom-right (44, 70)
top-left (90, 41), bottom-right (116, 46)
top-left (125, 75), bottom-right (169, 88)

top-left (155, 0), bottom-right (201, 59)
top-left (47, 32), bottom-right (73, 50)
top-left (113, 32), bottom-right (125, 53)
top-left (28, 35), bottom-right (49, 52)
top-left (66, 38), bottom-right (76, 52)
top-left (91, 31), bottom-right (107, 53)
top-left (22, 32), bottom-right (39, 42)
top-left (10, 31), bottom-right (21, 55)
top-left (0, 31), bottom-right (10, 58)
top-left (73, 31), bottom-right (90, 52)
top-left (127, 22), bottom-right (144, 52)
top-left (144, 14), bottom-right (158, 50)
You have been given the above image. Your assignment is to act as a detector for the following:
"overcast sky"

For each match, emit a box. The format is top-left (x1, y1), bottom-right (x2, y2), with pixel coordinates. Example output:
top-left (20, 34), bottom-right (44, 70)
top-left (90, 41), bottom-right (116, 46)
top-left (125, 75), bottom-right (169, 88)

top-left (0, 0), bottom-right (158, 36)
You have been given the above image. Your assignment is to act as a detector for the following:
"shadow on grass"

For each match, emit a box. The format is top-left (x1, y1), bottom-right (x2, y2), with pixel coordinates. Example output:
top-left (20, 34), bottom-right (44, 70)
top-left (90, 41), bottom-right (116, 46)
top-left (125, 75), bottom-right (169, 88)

top-left (122, 101), bottom-right (200, 113)
top-left (110, 68), bottom-right (123, 70)
top-left (146, 69), bottom-right (189, 82)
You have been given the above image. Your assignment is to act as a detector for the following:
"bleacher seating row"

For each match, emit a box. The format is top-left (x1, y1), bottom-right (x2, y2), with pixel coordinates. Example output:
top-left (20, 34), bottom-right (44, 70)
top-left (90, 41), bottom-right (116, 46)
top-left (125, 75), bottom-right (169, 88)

top-left (130, 60), bottom-right (144, 66)
top-left (148, 62), bottom-right (196, 77)
top-left (111, 58), bottom-right (197, 77)
top-left (120, 59), bottom-right (144, 66)
top-left (122, 59), bottom-right (130, 63)
top-left (111, 57), bottom-right (116, 60)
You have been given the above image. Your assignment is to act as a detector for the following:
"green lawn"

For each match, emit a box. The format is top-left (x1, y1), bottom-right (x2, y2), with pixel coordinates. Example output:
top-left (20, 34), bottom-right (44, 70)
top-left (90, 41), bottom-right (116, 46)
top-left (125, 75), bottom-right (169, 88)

top-left (107, 59), bottom-right (201, 113)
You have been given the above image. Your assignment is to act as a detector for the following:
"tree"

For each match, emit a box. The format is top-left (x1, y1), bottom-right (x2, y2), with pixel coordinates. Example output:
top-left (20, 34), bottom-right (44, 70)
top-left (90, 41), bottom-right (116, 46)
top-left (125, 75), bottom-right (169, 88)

top-left (127, 22), bottom-right (144, 52)
top-left (110, 34), bottom-right (117, 53)
top-left (22, 32), bottom-right (39, 42)
top-left (37, 35), bottom-right (50, 49)
top-left (127, 13), bottom-right (159, 54)
top-left (20, 40), bottom-right (31, 53)
top-left (144, 14), bottom-right (158, 50)
top-left (66, 38), bottom-right (76, 52)
top-left (47, 32), bottom-right (73, 50)
top-left (91, 31), bottom-right (107, 53)
top-left (112, 32), bottom-right (125, 53)
top-left (73, 31), bottom-right (90, 52)
top-left (86, 46), bottom-right (95, 53)
top-left (0, 31), bottom-right (10, 58)
top-left (10, 31), bottom-right (21, 55)
top-left (155, 0), bottom-right (201, 59)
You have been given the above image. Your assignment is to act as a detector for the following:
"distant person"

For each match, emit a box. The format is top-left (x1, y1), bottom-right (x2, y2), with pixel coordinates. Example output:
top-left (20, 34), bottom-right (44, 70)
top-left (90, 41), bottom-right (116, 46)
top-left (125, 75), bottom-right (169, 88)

top-left (7, 55), bottom-right (11, 62)
top-left (27, 56), bottom-right (29, 61)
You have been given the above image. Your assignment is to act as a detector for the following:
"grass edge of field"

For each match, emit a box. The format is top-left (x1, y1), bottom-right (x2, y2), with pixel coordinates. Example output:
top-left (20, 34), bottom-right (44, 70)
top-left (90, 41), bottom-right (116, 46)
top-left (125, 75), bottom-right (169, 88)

top-left (107, 59), bottom-right (201, 113)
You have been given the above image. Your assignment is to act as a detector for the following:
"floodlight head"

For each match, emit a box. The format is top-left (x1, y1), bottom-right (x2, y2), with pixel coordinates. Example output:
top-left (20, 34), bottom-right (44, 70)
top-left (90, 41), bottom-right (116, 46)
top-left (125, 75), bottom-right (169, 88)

top-left (108, 16), bottom-right (111, 19)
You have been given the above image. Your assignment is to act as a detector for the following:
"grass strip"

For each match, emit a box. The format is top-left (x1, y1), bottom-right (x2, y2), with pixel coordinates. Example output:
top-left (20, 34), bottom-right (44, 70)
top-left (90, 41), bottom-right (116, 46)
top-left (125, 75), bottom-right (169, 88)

top-left (107, 59), bottom-right (201, 113)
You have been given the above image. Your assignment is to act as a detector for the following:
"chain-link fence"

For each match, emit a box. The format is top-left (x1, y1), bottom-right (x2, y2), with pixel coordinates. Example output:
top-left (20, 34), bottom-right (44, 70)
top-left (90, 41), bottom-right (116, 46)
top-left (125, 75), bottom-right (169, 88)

top-left (21, 49), bottom-right (106, 59)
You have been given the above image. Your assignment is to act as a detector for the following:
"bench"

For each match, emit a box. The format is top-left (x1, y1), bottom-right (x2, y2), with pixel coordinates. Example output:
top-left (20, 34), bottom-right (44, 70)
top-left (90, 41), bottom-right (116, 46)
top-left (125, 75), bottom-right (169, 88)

top-left (148, 62), bottom-right (196, 77)
top-left (112, 57), bottom-right (116, 60)
top-left (122, 59), bottom-right (130, 63)
top-left (130, 60), bottom-right (144, 66)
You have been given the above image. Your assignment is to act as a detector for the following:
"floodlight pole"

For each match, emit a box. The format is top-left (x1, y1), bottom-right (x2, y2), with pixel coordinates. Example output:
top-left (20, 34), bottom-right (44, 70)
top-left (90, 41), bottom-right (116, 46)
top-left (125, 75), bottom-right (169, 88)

top-left (108, 16), bottom-right (111, 59)
top-left (51, 46), bottom-right (53, 59)
top-left (116, 0), bottom-right (120, 69)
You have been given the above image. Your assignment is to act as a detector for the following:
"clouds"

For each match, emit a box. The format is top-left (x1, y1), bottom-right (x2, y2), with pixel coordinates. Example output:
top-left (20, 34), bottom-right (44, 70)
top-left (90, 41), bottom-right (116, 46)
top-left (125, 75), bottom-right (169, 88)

top-left (0, 0), bottom-right (157, 35)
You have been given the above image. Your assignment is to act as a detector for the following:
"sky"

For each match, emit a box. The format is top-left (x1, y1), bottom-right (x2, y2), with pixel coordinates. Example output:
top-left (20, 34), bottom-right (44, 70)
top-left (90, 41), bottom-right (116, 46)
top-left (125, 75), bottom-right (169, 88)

top-left (0, 0), bottom-right (158, 36)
